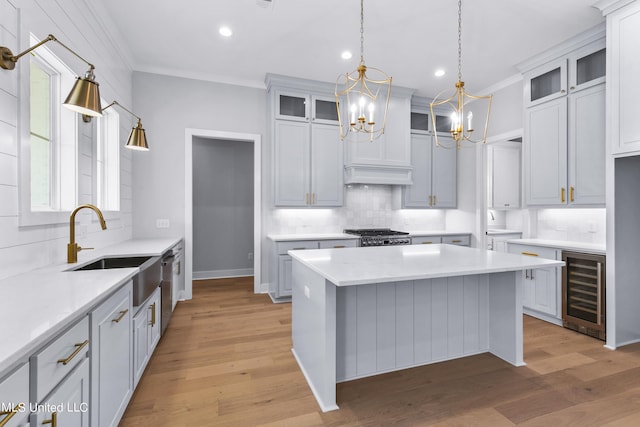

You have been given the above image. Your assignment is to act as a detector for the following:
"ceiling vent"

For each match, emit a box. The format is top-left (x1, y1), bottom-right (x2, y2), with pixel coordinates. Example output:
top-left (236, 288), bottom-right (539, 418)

top-left (256, 0), bottom-right (274, 8)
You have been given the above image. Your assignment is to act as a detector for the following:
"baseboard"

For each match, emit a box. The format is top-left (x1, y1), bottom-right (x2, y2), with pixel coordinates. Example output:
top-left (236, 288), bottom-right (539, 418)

top-left (193, 268), bottom-right (254, 280)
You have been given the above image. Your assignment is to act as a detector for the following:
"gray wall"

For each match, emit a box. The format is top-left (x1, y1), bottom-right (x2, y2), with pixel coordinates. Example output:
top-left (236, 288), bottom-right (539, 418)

top-left (131, 71), bottom-right (269, 284)
top-left (192, 137), bottom-right (254, 275)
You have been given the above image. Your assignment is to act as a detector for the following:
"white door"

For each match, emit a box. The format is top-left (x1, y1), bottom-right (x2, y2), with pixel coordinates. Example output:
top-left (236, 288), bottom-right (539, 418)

top-left (525, 97), bottom-right (568, 206)
top-left (491, 145), bottom-right (521, 209)
top-left (311, 123), bottom-right (343, 206)
top-left (274, 120), bottom-right (310, 206)
top-left (431, 136), bottom-right (457, 208)
top-left (568, 84), bottom-right (605, 205)
top-left (530, 267), bottom-right (558, 317)
top-left (403, 134), bottom-right (431, 208)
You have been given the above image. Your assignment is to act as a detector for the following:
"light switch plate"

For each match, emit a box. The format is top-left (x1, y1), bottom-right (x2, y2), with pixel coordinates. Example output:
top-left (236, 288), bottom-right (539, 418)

top-left (156, 219), bottom-right (170, 228)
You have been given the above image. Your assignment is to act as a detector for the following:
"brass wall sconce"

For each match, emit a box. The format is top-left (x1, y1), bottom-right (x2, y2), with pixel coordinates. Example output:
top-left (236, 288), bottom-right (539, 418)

top-left (0, 34), bottom-right (103, 117)
top-left (85, 101), bottom-right (149, 151)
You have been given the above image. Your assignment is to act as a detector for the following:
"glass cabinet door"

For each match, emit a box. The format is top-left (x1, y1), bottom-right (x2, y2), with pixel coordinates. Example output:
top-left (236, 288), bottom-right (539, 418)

top-left (525, 59), bottom-right (568, 107)
top-left (569, 40), bottom-right (606, 93)
top-left (410, 112), bottom-right (429, 133)
top-left (312, 96), bottom-right (339, 124)
top-left (276, 91), bottom-right (309, 121)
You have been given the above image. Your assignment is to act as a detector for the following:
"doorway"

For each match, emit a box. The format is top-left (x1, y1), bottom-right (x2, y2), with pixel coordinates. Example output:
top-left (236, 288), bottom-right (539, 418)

top-left (184, 129), bottom-right (262, 298)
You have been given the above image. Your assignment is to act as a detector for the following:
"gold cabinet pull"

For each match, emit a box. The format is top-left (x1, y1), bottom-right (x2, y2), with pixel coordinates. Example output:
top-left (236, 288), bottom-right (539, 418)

top-left (570, 186), bottom-right (575, 202)
top-left (112, 309), bottom-right (129, 323)
top-left (42, 412), bottom-right (57, 426)
top-left (149, 302), bottom-right (157, 327)
top-left (312, 193), bottom-right (316, 205)
top-left (429, 195), bottom-right (433, 206)
top-left (292, 247), bottom-right (306, 250)
top-left (305, 193), bottom-right (309, 205)
top-left (521, 251), bottom-right (539, 257)
top-left (452, 240), bottom-right (462, 243)
top-left (561, 187), bottom-right (565, 203)
top-left (333, 245), bottom-right (345, 248)
top-left (0, 403), bottom-right (24, 427)
top-left (57, 340), bottom-right (89, 365)
top-left (434, 195), bottom-right (437, 206)
top-left (422, 241), bottom-right (433, 244)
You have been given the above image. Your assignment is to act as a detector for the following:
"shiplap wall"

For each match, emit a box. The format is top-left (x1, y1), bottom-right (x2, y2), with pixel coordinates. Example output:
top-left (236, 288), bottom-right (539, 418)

top-left (0, 0), bottom-right (134, 280)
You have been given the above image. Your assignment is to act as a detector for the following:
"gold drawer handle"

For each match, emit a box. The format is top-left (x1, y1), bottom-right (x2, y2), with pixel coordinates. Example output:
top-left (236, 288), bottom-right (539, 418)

top-left (42, 412), bottom-right (57, 426)
top-left (561, 187), bottom-right (565, 203)
top-left (333, 245), bottom-right (345, 248)
top-left (421, 242), bottom-right (433, 244)
top-left (521, 251), bottom-right (539, 257)
top-left (149, 302), bottom-right (156, 327)
top-left (312, 193), bottom-right (316, 205)
top-left (112, 309), bottom-right (129, 323)
top-left (57, 340), bottom-right (89, 365)
top-left (429, 195), bottom-right (433, 206)
top-left (570, 186), bottom-right (575, 202)
top-left (0, 403), bottom-right (24, 427)
top-left (292, 247), bottom-right (306, 250)
top-left (451, 240), bottom-right (462, 243)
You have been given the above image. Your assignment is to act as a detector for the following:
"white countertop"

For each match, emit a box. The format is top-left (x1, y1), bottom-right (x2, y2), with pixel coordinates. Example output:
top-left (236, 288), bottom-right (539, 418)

top-left (0, 237), bottom-right (181, 379)
top-left (486, 229), bottom-right (523, 236)
top-left (267, 233), bottom-right (359, 242)
top-left (289, 244), bottom-right (564, 287)
top-left (507, 238), bottom-right (606, 255)
top-left (406, 230), bottom-right (472, 237)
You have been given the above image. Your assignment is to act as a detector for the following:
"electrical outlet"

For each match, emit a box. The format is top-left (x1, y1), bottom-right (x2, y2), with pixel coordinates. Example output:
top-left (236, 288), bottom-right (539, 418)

top-left (156, 219), bottom-right (170, 229)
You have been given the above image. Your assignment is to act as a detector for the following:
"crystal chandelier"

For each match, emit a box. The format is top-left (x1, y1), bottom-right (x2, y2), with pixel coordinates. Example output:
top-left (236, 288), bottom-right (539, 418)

top-left (430, 0), bottom-right (492, 149)
top-left (335, 0), bottom-right (392, 142)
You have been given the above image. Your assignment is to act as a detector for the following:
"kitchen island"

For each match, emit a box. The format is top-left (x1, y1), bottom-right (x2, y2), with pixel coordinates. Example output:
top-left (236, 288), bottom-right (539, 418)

top-left (289, 244), bottom-right (564, 412)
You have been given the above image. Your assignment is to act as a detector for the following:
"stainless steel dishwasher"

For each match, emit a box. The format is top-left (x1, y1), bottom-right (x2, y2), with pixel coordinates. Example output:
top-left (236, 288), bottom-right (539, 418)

top-left (161, 251), bottom-right (175, 335)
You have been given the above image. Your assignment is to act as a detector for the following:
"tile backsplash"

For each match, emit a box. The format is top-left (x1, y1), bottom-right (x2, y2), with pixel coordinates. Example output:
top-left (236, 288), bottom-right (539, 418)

top-left (536, 208), bottom-right (606, 244)
top-left (269, 184), bottom-right (446, 234)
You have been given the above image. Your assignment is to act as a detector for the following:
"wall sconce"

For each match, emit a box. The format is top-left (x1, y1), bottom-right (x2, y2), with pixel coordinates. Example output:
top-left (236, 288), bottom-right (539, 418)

top-left (85, 101), bottom-right (149, 151)
top-left (0, 34), bottom-right (103, 117)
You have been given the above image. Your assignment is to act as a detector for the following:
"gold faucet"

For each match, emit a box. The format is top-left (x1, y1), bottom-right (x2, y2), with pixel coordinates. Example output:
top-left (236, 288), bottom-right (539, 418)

top-left (68, 204), bottom-right (107, 263)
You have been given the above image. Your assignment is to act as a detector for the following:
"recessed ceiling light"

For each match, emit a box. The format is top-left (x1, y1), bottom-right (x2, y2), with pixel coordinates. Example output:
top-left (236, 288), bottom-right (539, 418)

top-left (341, 51), bottom-right (353, 60)
top-left (219, 26), bottom-right (233, 37)
top-left (434, 69), bottom-right (446, 77)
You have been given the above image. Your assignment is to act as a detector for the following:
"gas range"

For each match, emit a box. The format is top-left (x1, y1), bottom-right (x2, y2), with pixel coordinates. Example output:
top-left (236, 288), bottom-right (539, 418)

top-left (344, 228), bottom-right (411, 247)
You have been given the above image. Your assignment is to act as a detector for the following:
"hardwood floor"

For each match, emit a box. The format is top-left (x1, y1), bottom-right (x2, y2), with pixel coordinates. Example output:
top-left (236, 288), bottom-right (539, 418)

top-left (120, 278), bottom-right (640, 426)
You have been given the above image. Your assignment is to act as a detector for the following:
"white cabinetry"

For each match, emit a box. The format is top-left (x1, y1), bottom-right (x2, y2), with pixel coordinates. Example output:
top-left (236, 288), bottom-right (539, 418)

top-left (133, 286), bottom-right (161, 387)
top-left (269, 238), bottom-right (358, 301)
top-left (343, 87), bottom-right (415, 185)
top-left (396, 134), bottom-right (456, 209)
top-left (488, 144), bottom-right (520, 209)
top-left (31, 359), bottom-right (90, 427)
top-left (522, 30), bottom-right (605, 207)
top-left (90, 283), bottom-right (133, 427)
top-left (599, 1), bottom-right (640, 156)
top-left (411, 234), bottom-right (470, 246)
top-left (268, 79), bottom-right (344, 207)
top-left (487, 232), bottom-right (522, 252)
top-left (508, 243), bottom-right (562, 325)
top-left (0, 364), bottom-right (29, 427)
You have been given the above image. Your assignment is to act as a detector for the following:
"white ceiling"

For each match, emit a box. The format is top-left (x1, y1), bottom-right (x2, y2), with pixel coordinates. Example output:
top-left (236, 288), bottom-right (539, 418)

top-left (96, 0), bottom-right (604, 97)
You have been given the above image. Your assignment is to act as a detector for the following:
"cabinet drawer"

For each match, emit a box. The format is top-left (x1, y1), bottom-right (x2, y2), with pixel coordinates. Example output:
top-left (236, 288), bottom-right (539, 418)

top-left (276, 240), bottom-right (318, 254)
top-left (442, 235), bottom-right (470, 246)
top-left (318, 239), bottom-right (358, 249)
top-left (31, 316), bottom-right (89, 403)
top-left (0, 363), bottom-right (29, 427)
top-left (507, 243), bottom-right (558, 260)
top-left (411, 236), bottom-right (442, 245)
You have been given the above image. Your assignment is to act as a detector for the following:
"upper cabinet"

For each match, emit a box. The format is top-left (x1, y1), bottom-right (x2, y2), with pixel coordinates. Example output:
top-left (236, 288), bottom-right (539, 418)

top-left (343, 86), bottom-right (415, 185)
top-left (488, 143), bottom-right (521, 210)
top-left (267, 75), bottom-right (344, 207)
top-left (520, 25), bottom-right (606, 207)
top-left (597, 0), bottom-right (640, 157)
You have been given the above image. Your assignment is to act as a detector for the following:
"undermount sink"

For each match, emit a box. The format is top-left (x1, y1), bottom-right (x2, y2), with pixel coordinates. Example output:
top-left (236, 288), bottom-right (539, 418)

top-left (71, 256), bottom-right (153, 271)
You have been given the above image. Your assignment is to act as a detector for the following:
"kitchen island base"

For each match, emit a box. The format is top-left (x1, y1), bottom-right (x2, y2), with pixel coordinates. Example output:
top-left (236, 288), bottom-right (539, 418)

top-left (292, 262), bottom-right (524, 412)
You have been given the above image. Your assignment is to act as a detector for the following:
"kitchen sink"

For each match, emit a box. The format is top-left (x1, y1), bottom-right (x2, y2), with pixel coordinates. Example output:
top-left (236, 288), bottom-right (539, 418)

top-left (71, 255), bottom-right (162, 307)
top-left (72, 256), bottom-right (153, 271)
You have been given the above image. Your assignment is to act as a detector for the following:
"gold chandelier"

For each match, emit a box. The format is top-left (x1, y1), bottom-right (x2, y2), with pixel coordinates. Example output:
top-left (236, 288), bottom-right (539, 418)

top-left (335, 0), bottom-right (392, 142)
top-left (430, 0), bottom-right (492, 149)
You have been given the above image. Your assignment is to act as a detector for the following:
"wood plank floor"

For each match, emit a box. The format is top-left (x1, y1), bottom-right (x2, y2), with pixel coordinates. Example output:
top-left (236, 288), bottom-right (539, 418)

top-left (120, 278), bottom-right (640, 426)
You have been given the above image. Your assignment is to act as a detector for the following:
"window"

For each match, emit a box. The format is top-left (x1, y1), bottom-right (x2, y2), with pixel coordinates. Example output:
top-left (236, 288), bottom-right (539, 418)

top-left (23, 33), bottom-right (77, 219)
top-left (95, 105), bottom-right (120, 211)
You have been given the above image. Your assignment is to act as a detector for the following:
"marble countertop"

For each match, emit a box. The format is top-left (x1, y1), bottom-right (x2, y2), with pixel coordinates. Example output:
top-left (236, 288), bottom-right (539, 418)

top-left (507, 238), bottom-right (606, 255)
top-left (406, 230), bottom-right (472, 237)
top-left (0, 237), bottom-right (181, 379)
top-left (267, 233), bottom-right (359, 242)
top-left (486, 229), bottom-right (523, 236)
top-left (289, 244), bottom-right (564, 287)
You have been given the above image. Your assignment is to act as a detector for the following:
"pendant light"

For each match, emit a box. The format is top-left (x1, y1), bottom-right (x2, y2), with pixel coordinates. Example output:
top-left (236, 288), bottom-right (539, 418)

top-left (0, 34), bottom-right (103, 117)
top-left (430, 0), bottom-right (492, 149)
top-left (335, 0), bottom-right (392, 142)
